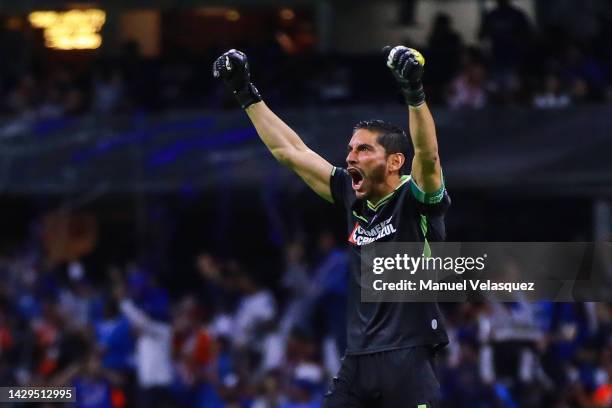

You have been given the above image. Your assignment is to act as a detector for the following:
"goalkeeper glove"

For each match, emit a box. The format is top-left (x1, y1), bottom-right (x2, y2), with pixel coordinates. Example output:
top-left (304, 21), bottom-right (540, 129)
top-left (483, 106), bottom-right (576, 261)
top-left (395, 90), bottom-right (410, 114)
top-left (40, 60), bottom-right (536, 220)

top-left (212, 49), bottom-right (262, 109)
top-left (383, 45), bottom-right (426, 107)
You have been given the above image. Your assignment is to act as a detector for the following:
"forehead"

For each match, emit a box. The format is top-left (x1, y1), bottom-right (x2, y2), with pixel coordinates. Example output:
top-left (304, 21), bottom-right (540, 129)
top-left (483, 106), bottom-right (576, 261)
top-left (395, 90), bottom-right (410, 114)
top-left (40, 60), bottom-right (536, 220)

top-left (349, 128), bottom-right (381, 147)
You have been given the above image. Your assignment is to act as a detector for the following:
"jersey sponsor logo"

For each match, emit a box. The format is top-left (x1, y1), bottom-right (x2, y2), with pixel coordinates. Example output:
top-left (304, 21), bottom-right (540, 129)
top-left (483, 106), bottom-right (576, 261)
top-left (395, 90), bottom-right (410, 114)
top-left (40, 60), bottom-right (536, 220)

top-left (348, 216), bottom-right (397, 246)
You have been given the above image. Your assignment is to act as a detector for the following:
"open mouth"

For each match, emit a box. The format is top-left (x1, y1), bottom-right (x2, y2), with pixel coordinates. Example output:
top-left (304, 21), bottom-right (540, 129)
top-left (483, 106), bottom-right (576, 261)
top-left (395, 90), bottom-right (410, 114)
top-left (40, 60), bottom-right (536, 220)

top-left (347, 167), bottom-right (364, 191)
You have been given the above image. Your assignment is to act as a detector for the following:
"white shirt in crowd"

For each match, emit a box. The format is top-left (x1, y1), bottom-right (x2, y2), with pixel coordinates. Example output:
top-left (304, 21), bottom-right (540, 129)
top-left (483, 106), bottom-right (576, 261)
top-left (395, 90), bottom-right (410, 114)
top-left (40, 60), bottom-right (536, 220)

top-left (233, 290), bottom-right (276, 347)
top-left (120, 299), bottom-right (173, 388)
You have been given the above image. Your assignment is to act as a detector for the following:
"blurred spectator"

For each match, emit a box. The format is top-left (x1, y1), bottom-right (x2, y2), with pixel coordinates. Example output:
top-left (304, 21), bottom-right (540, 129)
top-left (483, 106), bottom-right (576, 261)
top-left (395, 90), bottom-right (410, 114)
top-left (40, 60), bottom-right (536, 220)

top-left (252, 370), bottom-right (287, 408)
top-left (479, 300), bottom-right (545, 407)
top-left (94, 292), bottom-right (134, 374)
top-left (280, 241), bottom-right (310, 338)
top-left (426, 12), bottom-right (464, 103)
top-left (53, 353), bottom-right (121, 408)
top-left (232, 265), bottom-right (277, 348)
top-left (64, 87), bottom-right (88, 116)
top-left (5, 73), bottom-right (38, 115)
top-left (114, 276), bottom-right (174, 407)
top-left (478, 0), bottom-right (532, 67)
top-left (479, 0), bottom-right (532, 103)
top-left (447, 48), bottom-right (487, 109)
top-left (533, 73), bottom-right (571, 109)
top-left (196, 253), bottom-right (236, 314)
top-left (38, 84), bottom-right (65, 118)
top-left (442, 336), bottom-right (496, 407)
top-left (282, 362), bottom-right (324, 408)
top-left (58, 262), bottom-right (101, 330)
top-left (174, 296), bottom-right (214, 381)
top-left (562, 44), bottom-right (608, 103)
top-left (92, 68), bottom-right (124, 114)
top-left (173, 295), bottom-right (222, 408)
top-left (300, 231), bottom-right (348, 356)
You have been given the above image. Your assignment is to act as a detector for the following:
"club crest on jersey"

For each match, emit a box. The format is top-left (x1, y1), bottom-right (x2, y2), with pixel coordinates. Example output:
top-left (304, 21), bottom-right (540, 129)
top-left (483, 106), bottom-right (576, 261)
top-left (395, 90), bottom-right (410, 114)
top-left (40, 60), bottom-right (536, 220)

top-left (348, 216), bottom-right (397, 246)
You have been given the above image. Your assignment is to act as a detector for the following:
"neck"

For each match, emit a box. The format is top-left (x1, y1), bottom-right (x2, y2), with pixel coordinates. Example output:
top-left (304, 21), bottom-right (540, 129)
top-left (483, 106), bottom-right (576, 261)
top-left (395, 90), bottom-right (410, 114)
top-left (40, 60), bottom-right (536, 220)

top-left (368, 173), bottom-right (403, 204)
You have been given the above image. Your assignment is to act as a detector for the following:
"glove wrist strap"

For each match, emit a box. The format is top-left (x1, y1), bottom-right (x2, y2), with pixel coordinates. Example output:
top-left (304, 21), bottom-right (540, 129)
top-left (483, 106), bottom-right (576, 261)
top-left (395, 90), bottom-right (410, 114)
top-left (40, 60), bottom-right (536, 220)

top-left (234, 82), bottom-right (262, 109)
top-left (401, 82), bottom-right (425, 107)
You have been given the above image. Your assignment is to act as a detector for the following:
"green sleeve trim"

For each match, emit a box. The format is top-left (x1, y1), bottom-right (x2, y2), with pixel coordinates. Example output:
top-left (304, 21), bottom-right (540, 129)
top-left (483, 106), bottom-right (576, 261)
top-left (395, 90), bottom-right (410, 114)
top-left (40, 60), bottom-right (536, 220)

top-left (409, 172), bottom-right (445, 204)
top-left (420, 215), bottom-right (431, 258)
top-left (331, 166), bottom-right (337, 176)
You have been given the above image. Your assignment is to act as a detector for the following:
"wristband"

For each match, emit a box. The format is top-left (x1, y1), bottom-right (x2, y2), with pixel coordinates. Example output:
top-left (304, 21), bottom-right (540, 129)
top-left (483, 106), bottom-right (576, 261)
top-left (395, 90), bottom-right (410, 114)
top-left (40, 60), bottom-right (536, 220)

top-left (401, 82), bottom-right (426, 107)
top-left (233, 82), bottom-right (262, 109)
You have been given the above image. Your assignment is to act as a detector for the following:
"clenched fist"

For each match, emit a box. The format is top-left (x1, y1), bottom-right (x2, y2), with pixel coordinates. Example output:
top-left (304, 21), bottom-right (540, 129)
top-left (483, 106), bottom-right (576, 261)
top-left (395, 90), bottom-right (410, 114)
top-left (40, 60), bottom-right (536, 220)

top-left (212, 49), bottom-right (262, 109)
top-left (383, 46), bottom-right (426, 107)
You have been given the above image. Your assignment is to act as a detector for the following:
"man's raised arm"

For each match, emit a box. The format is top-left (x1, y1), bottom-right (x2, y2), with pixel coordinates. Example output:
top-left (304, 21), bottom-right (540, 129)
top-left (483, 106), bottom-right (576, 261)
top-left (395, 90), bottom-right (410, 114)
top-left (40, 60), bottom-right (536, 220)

top-left (213, 49), bottom-right (333, 202)
top-left (385, 46), bottom-right (443, 197)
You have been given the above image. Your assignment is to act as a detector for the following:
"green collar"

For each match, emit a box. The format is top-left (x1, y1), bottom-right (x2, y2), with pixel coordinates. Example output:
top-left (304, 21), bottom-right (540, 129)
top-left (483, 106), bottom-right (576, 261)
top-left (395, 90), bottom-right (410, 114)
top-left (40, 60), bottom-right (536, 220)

top-left (366, 175), bottom-right (410, 211)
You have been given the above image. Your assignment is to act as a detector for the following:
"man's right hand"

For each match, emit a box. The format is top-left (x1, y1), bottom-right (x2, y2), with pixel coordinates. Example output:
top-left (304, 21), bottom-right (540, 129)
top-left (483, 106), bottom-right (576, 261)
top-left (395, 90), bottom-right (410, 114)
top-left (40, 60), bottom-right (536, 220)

top-left (215, 50), bottom-right (334, 203)
top-left (212, 49), bottom-right (262, 109)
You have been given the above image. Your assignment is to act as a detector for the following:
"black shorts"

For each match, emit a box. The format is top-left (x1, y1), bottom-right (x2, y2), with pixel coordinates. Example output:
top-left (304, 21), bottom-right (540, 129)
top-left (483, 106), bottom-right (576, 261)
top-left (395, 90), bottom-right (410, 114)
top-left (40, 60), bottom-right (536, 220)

top-left (324, 346), bottom-right (441, 408)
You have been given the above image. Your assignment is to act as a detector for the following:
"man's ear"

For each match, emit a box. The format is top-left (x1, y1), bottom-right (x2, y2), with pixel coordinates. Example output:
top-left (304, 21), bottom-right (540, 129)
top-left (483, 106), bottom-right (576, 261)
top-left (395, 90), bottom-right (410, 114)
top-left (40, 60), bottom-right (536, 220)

top-left (387, 153), bottom-right (405, 174)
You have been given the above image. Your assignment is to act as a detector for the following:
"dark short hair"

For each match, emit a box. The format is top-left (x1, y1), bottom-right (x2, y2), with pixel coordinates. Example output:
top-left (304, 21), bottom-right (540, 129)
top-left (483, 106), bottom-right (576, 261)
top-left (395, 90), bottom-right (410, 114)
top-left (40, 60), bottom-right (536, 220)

top-left (353, 119), bottom-right (410, 174)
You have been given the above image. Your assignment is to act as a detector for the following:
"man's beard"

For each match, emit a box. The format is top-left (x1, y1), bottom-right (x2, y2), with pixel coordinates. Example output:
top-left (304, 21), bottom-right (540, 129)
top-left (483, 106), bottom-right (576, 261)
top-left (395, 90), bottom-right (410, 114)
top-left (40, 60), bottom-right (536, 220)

top-left (363, 163), bottom-right (388, 199)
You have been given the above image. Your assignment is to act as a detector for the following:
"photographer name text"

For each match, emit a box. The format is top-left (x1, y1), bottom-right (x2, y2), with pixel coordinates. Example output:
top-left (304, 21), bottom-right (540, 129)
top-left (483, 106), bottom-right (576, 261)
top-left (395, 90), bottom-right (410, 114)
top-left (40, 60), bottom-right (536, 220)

top-left (372, 279), bottom-right (535, 293)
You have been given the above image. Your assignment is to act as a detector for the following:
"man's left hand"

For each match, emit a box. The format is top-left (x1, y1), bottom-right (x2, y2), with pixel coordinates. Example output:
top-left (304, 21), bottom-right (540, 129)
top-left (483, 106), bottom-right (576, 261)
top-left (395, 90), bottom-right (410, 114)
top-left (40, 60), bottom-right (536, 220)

top-left (384, 45), bottom-right (426, 107)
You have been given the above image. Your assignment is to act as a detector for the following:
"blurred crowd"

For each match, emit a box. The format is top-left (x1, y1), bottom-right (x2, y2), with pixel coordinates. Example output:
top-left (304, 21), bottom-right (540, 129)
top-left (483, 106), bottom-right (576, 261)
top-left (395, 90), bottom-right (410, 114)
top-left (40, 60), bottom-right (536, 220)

top-left (434, 0), bottom-right (611, 109)
top-left (1, 1), bottom-right (612, 407)
top-left (0, 0), bottom-right (612, 120)
top-left (0, 226), bottom-right (611, 408)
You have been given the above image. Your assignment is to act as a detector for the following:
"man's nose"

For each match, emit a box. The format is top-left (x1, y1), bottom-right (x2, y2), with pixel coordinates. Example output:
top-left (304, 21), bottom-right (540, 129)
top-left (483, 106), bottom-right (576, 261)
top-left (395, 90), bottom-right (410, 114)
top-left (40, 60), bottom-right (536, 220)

top-left (346, 150), bottom-right (357, 165)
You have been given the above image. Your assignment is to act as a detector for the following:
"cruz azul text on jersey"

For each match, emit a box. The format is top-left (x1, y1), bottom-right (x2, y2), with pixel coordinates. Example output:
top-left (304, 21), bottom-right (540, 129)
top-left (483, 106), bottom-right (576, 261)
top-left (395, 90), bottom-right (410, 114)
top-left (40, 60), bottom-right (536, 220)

top-left (349, 216), bottom-right (397, 246)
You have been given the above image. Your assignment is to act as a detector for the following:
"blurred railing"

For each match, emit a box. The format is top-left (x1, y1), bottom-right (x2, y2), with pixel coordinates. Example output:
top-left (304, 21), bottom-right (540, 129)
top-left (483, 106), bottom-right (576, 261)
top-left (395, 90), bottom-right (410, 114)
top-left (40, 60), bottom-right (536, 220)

top-left (1, 104), bottom-right (611, 195)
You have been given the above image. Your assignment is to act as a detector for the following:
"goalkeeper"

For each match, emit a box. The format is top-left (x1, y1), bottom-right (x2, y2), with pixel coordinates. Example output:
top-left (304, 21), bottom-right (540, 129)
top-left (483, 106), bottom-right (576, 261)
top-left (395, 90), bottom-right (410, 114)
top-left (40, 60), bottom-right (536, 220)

top-left (213, 46), bottom-right (450, 408)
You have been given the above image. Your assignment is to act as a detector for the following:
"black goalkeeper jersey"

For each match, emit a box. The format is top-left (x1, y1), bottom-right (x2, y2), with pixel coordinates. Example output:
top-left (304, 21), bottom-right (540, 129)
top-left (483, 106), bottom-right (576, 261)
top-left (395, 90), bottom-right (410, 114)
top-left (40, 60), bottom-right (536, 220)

top-left (330, 167), bottom-right (451, 355)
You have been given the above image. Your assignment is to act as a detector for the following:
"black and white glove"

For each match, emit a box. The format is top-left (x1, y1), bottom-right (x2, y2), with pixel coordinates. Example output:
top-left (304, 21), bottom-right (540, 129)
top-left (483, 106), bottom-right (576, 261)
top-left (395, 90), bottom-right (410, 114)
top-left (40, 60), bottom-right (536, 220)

top-left (383, 45), bottom-right (426, 107)
top-left (212, 49), bottom-right (262, 109)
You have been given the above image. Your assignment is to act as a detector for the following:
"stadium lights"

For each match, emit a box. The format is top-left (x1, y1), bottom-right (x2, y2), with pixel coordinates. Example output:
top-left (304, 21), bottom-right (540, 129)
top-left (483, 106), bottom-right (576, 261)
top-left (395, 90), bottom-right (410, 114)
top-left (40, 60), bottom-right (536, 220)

top-left (279, 8), bottom-right (295, 21)
top-left (225, 10), bottom-right (240, 22)
top-left (28, 9), bottom-right (106, 50)
top-left (197, 7), bottom-right (240, 21)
